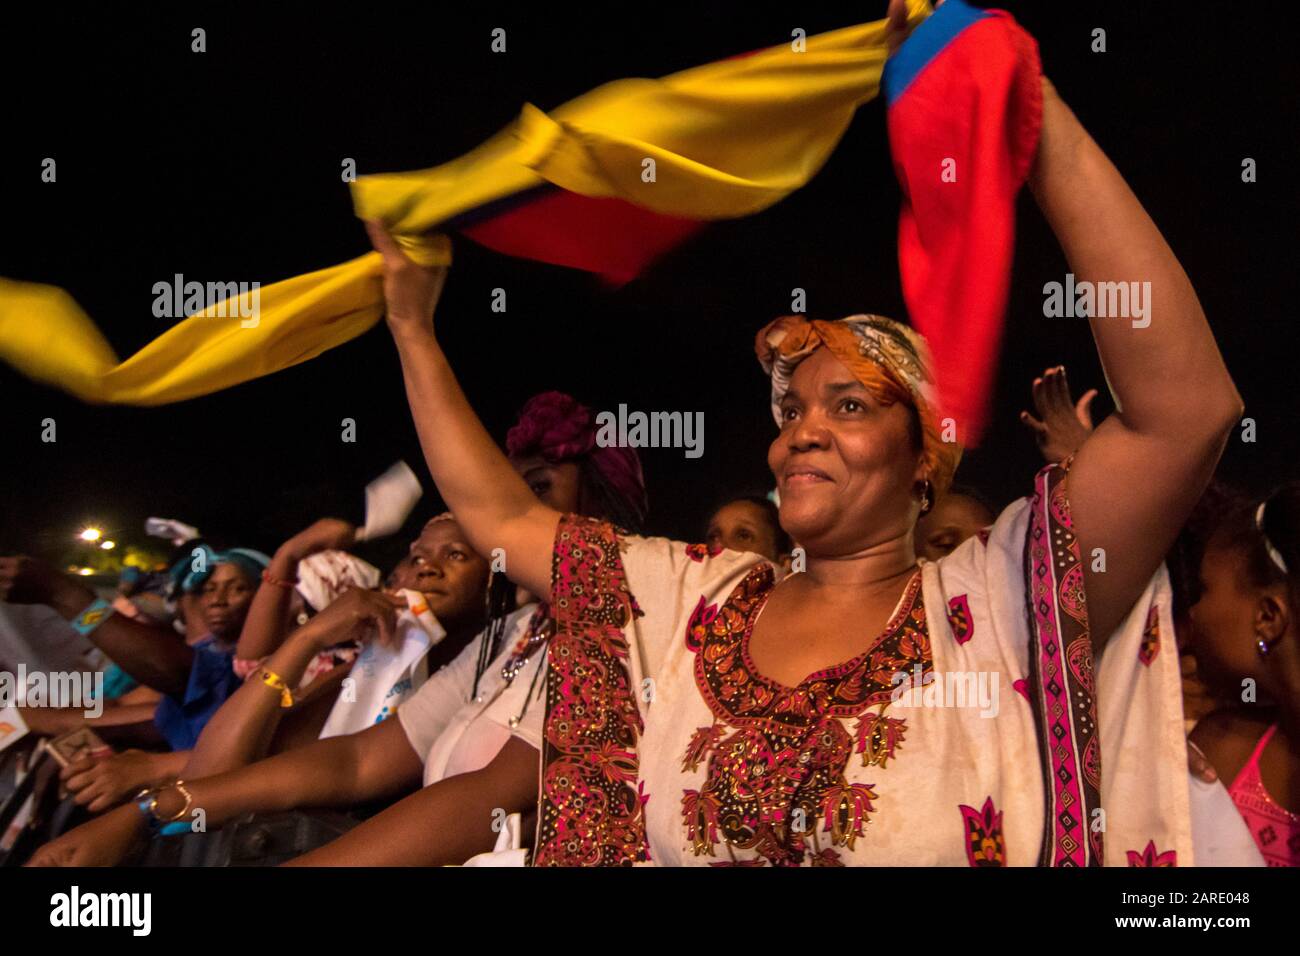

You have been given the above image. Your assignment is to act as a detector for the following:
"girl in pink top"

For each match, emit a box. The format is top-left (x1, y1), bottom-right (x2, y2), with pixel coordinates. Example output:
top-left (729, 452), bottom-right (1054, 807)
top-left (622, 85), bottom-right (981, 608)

top-left (1189, 485), bottom-right (1300, 866)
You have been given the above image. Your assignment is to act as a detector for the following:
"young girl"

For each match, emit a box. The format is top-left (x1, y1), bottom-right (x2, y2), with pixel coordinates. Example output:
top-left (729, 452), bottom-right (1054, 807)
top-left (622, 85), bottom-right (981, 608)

top-left (704, 495), bottom-right (791, 564)
top-left (1189, 485), bottom-right (1300, 866)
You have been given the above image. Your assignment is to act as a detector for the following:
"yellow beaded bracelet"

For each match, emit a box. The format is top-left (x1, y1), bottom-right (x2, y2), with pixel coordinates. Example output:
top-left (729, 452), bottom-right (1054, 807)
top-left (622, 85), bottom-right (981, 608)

top-left (260, 668), bottom-right (294, 708)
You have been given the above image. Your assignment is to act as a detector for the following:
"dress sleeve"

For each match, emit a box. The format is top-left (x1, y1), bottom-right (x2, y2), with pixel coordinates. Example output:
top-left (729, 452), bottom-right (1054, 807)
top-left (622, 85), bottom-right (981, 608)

top-left (531, 514), bottom-right (767, 866)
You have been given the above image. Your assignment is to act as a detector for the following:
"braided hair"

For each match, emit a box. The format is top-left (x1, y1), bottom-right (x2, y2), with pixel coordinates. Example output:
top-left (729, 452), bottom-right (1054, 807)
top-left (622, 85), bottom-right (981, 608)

top-left (470, 568), bottom-right (518, 700)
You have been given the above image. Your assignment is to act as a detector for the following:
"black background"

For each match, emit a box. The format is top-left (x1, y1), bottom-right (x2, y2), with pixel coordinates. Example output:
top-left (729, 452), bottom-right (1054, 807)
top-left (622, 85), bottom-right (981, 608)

top-left (1, 864), bottom-right (1288, 939)
top-left (2, 2), bottom-right (1296, 571)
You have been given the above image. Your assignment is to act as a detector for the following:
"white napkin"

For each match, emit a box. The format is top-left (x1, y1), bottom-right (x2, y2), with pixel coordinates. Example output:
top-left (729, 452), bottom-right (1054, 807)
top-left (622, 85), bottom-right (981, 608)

top-left (354, 461), bottom-right (423, 542)
top-left (317, 589), bottom-right (443, 738)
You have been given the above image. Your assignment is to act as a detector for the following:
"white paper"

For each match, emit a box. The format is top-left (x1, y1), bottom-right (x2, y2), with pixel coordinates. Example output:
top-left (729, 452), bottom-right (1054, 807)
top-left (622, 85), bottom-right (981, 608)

top-left (354, 461), bottom-right (423, 542)
top-left (317, 589), bottom-right (443, 738)
top-left (0, 705), bottom-right (30, 754)
top-left (144, 517), bottom-right (200, 545)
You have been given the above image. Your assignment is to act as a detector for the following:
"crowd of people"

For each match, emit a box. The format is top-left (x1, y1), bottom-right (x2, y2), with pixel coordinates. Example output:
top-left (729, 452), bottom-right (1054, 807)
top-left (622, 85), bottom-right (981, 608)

top-left (1, 12), bottom-right (1296, 870)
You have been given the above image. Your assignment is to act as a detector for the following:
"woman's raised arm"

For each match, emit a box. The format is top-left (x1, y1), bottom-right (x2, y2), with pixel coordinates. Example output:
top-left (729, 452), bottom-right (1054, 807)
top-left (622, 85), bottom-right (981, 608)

top-left (367, 222), bottom-right (559, 601)
top-left (1029, 80), bottom-right (1243, 642)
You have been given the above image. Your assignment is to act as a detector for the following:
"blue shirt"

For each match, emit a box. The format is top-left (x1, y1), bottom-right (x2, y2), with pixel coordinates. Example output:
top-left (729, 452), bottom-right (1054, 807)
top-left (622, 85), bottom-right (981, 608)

top-left (153, 638), bottom-right (240, 751)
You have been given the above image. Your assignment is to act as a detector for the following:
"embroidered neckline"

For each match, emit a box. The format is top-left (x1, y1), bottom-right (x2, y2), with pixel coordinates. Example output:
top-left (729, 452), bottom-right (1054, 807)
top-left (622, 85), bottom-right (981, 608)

top-left (689, 564), bottom-right (930, 737)
top-left (739, 568), bottom-right (924, 694)
top-left (682, 563), bottom-right (930, 865)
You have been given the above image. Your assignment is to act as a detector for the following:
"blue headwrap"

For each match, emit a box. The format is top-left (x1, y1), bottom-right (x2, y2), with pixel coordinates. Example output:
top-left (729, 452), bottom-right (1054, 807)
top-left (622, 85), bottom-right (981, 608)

top-left (168, 545), bottom-right (270, 595)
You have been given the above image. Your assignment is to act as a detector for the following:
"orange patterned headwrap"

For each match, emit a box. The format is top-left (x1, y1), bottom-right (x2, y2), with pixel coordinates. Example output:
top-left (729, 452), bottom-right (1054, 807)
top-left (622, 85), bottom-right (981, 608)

top-left (755, 314), bottom-right (962, 496)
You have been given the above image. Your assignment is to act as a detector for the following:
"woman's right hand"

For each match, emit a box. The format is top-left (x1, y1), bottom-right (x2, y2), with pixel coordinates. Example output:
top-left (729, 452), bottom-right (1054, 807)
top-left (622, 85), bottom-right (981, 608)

top-left (25, 806), bottom-right (143, 867)
top-left (365, 220), bottom-right (449, 338)
top-left (299, 587), bottom-right (407, 651)
top-left (1019, 365), bottom-right (1097, 465)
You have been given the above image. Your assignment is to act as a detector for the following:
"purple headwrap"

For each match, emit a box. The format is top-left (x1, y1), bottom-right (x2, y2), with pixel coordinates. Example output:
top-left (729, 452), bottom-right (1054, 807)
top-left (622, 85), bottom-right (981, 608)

top-left (506, 391), bottom-right (648, 525)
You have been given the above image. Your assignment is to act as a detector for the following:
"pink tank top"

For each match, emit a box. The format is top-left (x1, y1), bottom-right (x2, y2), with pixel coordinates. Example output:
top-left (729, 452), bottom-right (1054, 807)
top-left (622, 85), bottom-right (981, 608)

top-left (1228, 724), bottom-right (1300, 867)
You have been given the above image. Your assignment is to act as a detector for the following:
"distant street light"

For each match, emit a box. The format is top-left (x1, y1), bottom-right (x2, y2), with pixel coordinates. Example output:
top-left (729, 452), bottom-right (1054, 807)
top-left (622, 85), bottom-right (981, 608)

top-left (100, 540), bottom-right (116, 550)
top-left (79, 528), bottom-right (102, 542)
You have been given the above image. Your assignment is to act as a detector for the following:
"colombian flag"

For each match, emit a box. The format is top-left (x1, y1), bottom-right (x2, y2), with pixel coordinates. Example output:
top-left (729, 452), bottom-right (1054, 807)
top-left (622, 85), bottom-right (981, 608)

top-left (884, 0), bottom-right (1042, 444)
top-left (0, 1), bottom-right (930, 405)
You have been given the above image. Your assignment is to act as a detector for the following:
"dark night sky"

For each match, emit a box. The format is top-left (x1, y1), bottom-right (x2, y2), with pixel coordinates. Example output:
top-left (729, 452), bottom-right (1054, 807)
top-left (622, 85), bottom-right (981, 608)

top-left (1, 3), bottom-right (1296, 573)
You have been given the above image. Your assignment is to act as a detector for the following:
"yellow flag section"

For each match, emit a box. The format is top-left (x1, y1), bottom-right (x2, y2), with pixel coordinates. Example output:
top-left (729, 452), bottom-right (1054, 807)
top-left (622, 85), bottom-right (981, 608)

top-left (0, 0), bottom-right (928, 406)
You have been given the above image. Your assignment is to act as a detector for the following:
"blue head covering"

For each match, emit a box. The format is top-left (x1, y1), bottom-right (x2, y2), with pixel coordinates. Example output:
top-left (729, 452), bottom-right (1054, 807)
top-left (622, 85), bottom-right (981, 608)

top-left (168, 545), bottom-right (270, 595)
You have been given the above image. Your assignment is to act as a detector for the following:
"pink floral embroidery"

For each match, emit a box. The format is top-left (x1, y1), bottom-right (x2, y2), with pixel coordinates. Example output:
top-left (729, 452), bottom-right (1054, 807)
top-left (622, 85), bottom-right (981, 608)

top-left (682, 567), bottom-right (928, 865)
top-left (685, 541), bottom-right (723, 562)
top-left (586, 741), bottom-right (640, 786)
top-left (947, 593), bottom-right (974, 644)
top-left (821, 781), bottom-right (878, 850)
top-left (959, 797), bottom-right (1006, 867)
top-left (853, 709), bottom-right (907, 768)
top-left (682, 723), bottom-right (723, 773)
top-left (1127, 840), bottom-right (1177, 867)
top-left (682, 789), bottom-right (722, 856)
top-left (535, 516), bottom-right (648, 867)
top-left (684, 595), bottom-right (719, 652)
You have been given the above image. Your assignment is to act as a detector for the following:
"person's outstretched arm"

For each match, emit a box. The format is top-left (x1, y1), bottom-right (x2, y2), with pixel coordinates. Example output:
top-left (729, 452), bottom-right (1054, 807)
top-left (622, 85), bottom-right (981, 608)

top-left (25, 715), bottom-right (423, 867)
top-left (18, 701), bottom-right (161, 737)
top-left (285, 736), bottom-right (539, 866)
top-left (368, 222), bottom-right (559, 601)
top-left (1029, 80), bottom-right (1242, 643)
top-left (0, 556), bottom-right (194, 697)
